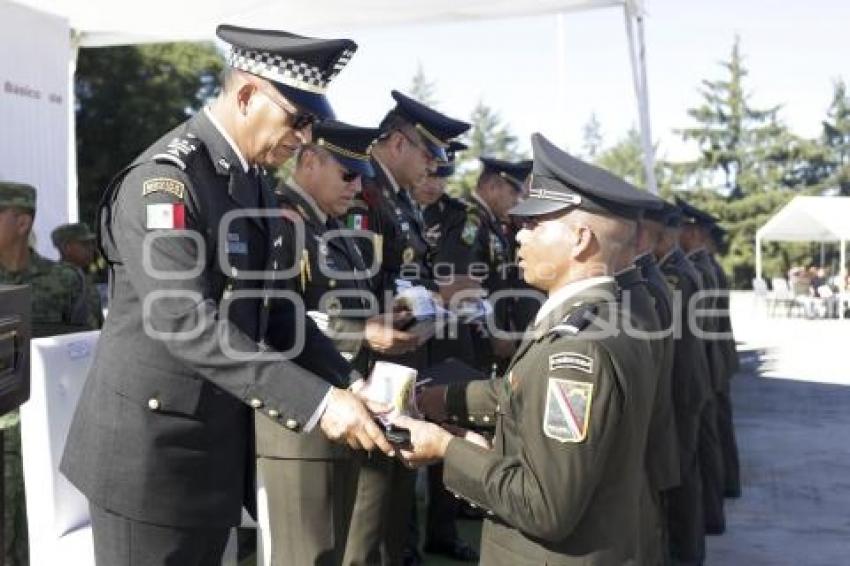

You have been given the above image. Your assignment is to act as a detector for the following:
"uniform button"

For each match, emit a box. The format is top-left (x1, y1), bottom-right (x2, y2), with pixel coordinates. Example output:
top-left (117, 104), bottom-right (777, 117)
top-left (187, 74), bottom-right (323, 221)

top-left (469, 502), bottom-right (478, 509)
top-left (483, 415), bottom-right (490, 423)
top-left (450, 415), bottom-right (459, 423)
top-left (487, 511), bottom-right (495, 517)
top-left (285, 419), bottom-right (299, 430)
top-left (454, 493), bottom-right (461, 499)
top-left (329, 279), bottom-right (336, 288)
top-left (268, 409), bottom-right (280, 419)
top-left (250, 398), bottom-right (263, 409)
top-left (468, 416), bottom-right (476, 423)
top-left (495, 404), bottom-right (501, 412)
top-left (147, 398), bottom-right (161, 411)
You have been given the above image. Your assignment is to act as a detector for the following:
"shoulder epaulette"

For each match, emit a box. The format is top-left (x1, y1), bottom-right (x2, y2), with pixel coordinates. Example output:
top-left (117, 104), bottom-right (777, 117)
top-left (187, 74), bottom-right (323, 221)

top-left (151, 132), bottom-right (202, 171)
top-left (549, 303), bottom-right (599, 336)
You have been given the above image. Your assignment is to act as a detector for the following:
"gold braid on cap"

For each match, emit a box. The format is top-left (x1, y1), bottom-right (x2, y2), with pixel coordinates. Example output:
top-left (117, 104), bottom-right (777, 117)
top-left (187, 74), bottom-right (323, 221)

top-left (414, 124), bottom-right (448, 149)
top-left (316, 138), bottom-right (371, 161)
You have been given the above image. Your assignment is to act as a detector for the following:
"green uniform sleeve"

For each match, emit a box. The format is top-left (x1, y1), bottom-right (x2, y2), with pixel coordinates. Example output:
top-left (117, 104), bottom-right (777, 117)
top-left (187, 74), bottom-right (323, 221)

top-left (443, 339), bottom-right (624, 541)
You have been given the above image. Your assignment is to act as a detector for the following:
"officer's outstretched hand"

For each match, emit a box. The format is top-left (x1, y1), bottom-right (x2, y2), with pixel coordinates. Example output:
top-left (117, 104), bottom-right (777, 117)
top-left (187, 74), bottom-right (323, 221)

top-left (364, 314), bottom-right (419, 355)
top-left (320, 388), bottom-right (395, 456)
top-left (390, 415), bottom-right (453, 468)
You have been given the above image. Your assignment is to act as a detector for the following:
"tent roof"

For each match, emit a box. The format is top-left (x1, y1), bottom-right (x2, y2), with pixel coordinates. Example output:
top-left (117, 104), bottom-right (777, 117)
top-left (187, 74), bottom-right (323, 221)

top-left (757, 196), bottom-right (850, 243)
top-left (13, 0), bottom-right (636, 47)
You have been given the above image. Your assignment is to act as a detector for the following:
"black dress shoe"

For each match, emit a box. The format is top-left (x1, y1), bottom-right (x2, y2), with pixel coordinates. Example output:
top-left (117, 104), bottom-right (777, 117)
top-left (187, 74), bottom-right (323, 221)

top-left (423, 538), bottom-right (480, 562)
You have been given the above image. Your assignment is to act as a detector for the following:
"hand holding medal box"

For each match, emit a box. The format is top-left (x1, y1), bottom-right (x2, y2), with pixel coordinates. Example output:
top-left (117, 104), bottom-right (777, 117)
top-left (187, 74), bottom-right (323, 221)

top-left (360, 361), bottom-right (418, 446)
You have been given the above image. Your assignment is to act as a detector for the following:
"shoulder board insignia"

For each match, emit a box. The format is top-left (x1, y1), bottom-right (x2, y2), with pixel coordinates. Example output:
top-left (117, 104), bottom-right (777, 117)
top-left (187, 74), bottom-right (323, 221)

top-left (543, 378), bottom-right (593, 443)
top-left (549, 352), bottom-right (594, 373)
top-left (550, 304), bottom-right (598, 336)
top-left (280, 207), bottom-right (302, 223)
top-left (461, 213), bottom-right (481, 245)
top-left (151, 153), bottom-right (186, 170)
top-left (143, 178), bottom-right (185, 200)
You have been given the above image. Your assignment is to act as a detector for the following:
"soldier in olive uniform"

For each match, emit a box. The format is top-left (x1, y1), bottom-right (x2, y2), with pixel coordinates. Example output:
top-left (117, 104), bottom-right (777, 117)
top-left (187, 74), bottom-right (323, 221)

top-left (402, 134), bottom-right (661, 565)
top-left (676, 198), bottom-right (728, 535)
top-left (257, 121), bottom-right (419, 566)
top-left (433, 157), bottom-right (529, 374)
top-left (60, 27), bottom-right (394, 565)
top-left (51, 222), bottom-right (104, 327)
top-left (342, 90), bottom-right (471, 566)
top-left (646, 202), bottom-right (714, 565)
top-left (411, 143), bottom-right (480, 562)
top-left (0, 182), bottom-right (98, 566)
top-left (706, 224), bottom-right (741, 498)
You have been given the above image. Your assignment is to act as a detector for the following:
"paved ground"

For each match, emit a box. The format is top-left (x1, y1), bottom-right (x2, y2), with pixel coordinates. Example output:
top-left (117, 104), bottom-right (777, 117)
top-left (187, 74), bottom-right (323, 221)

top-left (705, 293), bottom-right (850, 565)
top-left (244, 292), bottom-right (850, 565)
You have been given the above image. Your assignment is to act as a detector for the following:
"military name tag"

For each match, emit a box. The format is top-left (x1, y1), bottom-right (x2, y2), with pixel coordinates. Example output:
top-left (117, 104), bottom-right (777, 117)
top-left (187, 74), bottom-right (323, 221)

top-left (549, 352), bottom-right (593, 373)
top-left (143, 178), bottom-right (185, 200)
top-left (226, 232), bottom-right (248, 255)
top-left (543, 378), bottom-right (593, 443)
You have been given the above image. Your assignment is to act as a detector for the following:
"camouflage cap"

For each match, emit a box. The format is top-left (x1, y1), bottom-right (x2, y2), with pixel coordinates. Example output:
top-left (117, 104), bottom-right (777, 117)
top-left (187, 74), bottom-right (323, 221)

top-left (51, 222), bottom-right (96, 247)
top-left (0, 182), bottom-right (36, 211)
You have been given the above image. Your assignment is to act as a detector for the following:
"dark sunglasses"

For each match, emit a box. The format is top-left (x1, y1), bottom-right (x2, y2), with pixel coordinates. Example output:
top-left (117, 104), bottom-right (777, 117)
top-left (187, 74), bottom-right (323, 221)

top-left (341, 170), bottom-right (361, 183)
top-left (289, 111), bottom-right (317, 131)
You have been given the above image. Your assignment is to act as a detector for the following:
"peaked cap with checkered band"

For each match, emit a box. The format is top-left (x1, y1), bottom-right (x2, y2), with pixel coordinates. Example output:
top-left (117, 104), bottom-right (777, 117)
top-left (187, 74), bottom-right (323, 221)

top-left (509, 133), bottom-right (662, 220)
top-left (217, 24), bottom-right (357, 119)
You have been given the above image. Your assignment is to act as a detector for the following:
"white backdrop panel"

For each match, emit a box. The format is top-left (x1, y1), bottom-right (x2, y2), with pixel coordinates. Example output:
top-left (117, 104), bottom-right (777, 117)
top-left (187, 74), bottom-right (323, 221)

top-left (0, 1), bottom-right (71, 259)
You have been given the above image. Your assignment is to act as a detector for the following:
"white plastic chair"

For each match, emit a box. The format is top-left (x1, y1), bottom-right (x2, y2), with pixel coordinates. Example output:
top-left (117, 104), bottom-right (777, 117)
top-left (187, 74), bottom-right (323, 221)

top-left (20, 331), bottom-right (252, 565)
top-left (770, 277), bottom-right (797, 316)
top-left (21, 331), bottom-right (99, 566)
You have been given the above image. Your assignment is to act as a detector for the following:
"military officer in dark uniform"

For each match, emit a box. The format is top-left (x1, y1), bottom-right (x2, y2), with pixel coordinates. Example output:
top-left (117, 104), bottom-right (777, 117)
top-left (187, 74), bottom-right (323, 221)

top-left (342, 91), bottom-right (471, 566)
top-left (404, 134), bottom-right (660, 565)
top-left (706, 223), bottom-right (741, 498)
top-left (257, 121), bottom-right (417, 566)
top-left (410, 142), bottom-right (480, 562)
top-left (60, 26), bottom-right (394, 565)
top-left (646, 202), bottom-right (714, 565)
top-left (676, 198), bottom-right (729, 535)
top-left (434, 157), bottom-right (529, 374)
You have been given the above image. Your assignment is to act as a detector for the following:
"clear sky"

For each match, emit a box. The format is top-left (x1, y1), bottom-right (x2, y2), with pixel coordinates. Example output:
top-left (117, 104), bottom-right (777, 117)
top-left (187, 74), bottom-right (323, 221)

top-left (315, 0), bottom-right (849, 162)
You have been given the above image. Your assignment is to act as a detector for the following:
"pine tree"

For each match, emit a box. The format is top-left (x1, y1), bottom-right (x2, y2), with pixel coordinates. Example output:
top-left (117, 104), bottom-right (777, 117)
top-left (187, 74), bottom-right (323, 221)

top-left (581, 113), bottom-right (604, 159)
top-left (407, 62), bottom-right (438, 106)
top-left (676, 36), bottom-right (787, 197)
top-left (821, 78), bottom-right (850, 195)
top-left (451, 100), bottom-right (525, 197)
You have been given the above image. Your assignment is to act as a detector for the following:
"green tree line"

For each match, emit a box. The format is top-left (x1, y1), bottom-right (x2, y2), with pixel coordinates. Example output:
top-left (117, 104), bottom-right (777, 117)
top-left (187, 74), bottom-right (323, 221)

top-left (74, 41), bottom-right (850, 288)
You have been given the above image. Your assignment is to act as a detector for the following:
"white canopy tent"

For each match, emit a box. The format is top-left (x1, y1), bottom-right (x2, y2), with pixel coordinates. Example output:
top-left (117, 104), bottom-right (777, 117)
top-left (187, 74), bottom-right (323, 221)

top-left (8, 0), bottom-right (657, 228)
top-left (755, 195), bottom-right (850, 283)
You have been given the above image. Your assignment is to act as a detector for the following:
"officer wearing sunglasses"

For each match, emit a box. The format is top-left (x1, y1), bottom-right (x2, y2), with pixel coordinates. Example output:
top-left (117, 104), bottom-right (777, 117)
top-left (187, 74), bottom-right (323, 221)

top-left (258, 120), bottom-right (423, 565)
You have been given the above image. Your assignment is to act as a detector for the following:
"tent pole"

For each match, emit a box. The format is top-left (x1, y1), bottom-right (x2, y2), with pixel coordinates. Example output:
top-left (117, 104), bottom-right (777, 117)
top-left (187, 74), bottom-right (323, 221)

top-left (841, 238), bottom-right (847, 319)
top-left (67, 31), bottom-right (81, 223)
top-left (556, 13), bottom-right (569, 150)
top-left (623, 3), bottom-right (659, 194)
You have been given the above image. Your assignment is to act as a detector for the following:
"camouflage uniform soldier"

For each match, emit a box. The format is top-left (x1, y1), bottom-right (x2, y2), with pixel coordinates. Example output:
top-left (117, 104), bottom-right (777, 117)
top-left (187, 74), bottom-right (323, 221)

top-left (0, 181), bottom-right (97, 566)
top-left (51, 222), bottom-right (104, 327)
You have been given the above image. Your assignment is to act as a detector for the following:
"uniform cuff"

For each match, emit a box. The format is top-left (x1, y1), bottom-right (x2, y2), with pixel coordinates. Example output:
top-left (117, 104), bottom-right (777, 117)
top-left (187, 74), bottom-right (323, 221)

top-left (303, 386), bottom-right (333, 433)
top-left (443, 438), bottom-right (494, 511)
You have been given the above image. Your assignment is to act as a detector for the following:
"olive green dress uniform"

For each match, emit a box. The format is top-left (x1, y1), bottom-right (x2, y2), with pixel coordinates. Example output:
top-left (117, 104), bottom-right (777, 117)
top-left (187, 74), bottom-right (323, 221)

top-left (658, 247), bottom-right (714, 564)
top-left (435, 133), bottom-right (667, 566)
top-left (443, 277), bottom-right (656, 565)
top-left (256, 182), bottom-right (375, 566)
top-left (614, 265), bottom-right (677, 566)
top-left (706, 252), bottom-right (741, 498)
top-left (685, 248), bottom-right (727, 534)
top-left (343, 91), bottom-right (470, 566)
